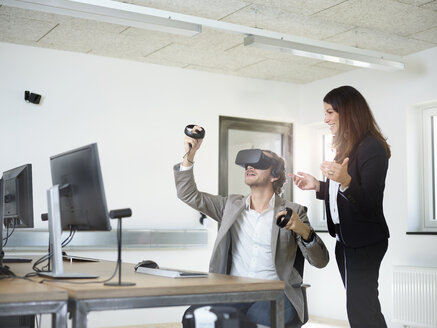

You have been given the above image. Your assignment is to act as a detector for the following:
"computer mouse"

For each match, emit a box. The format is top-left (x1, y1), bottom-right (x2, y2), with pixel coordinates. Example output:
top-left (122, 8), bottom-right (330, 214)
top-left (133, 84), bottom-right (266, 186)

top-left (135, 260), bottom-right (159, 271)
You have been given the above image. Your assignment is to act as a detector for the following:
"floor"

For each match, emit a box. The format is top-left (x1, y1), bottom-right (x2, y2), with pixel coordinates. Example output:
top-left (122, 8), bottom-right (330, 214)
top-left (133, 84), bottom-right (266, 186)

top-left (305, 316), bottom-right (349, 327)
top-left (111, 316), bottom-right (350, 328)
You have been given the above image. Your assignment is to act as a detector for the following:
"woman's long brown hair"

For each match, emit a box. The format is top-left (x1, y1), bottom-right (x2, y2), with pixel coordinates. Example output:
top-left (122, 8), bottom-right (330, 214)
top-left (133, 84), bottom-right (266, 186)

top-left (323, 86), bottom-right (391, 163)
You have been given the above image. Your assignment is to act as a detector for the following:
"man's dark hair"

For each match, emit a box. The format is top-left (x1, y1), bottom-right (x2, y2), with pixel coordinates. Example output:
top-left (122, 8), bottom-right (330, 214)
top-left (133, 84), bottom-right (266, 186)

top-left (262, 150), bottom-right (286, 195)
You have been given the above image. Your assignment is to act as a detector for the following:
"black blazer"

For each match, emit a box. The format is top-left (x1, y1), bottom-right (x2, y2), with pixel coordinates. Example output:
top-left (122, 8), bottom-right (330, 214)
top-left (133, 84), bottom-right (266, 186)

top-left (316, 135), bottom-right (390, 248)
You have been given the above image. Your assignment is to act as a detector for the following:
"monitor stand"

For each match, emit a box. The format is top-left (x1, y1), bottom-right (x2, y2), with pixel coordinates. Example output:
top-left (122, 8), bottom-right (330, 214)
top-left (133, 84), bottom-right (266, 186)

top-left (0, 179), bottom-right (22, 275)
top-left (38, 185), bottom-right (98, 279)
top-left (1, 215), bottom-right (32, 263)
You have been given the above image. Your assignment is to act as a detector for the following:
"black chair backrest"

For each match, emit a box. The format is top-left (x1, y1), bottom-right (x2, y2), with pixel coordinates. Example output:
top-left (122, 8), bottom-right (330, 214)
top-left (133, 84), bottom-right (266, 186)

top-left (288, 246), bottom-right (308, 327)
top-left (294, 206), bottom-right (307, 278)
top-left (293, 245), bottom-right (305, 278)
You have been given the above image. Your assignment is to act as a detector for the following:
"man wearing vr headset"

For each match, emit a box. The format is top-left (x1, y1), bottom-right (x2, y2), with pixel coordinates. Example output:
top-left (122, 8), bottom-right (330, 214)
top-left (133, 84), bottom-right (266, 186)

top-left (174, 126), bottom-right (329, 327)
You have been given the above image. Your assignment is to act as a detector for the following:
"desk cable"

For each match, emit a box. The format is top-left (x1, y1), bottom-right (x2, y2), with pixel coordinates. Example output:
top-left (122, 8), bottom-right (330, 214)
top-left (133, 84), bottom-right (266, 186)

top-left (30, 227), bottom-right (76, 275)
top-left (2, 219), bottom-right (16, 247)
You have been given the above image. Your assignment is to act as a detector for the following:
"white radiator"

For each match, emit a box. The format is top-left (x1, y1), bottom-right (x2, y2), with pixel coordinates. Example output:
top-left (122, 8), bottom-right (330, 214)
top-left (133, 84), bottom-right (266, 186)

top-left (393, 266), bottom-right (437, 328)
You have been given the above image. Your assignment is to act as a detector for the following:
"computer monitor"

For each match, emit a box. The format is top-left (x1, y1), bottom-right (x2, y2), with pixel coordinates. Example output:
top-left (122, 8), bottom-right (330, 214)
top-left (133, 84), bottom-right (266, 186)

top-left (39, 143), bottom-right (110, 279)
top-left (50, 143), bottom-right (110, 231)
top-left (0, 164), bottom-right (34, 266)
top-left (2, 164), bottom-right (34, 229)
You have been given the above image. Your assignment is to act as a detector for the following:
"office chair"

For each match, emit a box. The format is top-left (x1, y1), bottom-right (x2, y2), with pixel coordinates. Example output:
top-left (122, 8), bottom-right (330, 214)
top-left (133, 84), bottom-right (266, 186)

top-left (182, 247), bottom-right (310, 328)
top-left (286, 247), bottom-right (310, 328)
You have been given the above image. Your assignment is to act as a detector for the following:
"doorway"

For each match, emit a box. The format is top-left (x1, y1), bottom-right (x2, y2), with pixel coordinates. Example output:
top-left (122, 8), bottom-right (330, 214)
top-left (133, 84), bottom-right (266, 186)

top-left (219, 116), bottom-right (293, 200)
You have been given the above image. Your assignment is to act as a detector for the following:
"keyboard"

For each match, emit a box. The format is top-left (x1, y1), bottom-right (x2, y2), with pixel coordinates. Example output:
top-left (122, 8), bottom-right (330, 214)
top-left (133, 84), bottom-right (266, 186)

top-left (135, 266), bottom-right (208, 278)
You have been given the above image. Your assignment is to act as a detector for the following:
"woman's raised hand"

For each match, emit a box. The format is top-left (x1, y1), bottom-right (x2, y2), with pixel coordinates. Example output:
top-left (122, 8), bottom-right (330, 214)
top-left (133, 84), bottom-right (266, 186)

top-left (289, 172), bottom-right (320, 192)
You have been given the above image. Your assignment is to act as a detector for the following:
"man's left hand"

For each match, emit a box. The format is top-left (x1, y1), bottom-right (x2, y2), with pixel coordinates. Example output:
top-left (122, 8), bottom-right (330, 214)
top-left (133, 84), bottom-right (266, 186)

top-left (276, 210), bottom-right (311, 240)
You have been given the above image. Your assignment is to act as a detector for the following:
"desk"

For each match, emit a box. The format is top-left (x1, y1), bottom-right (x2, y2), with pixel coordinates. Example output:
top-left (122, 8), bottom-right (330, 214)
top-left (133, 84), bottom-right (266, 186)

top-left (0, 276), bottom-right (68, 328)
top-left (11, 260), bottom-right (285, 328)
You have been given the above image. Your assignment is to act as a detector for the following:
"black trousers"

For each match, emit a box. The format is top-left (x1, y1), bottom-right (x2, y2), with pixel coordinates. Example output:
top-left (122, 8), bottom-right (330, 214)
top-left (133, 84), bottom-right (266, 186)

top-left (335, 239), bottom-right (388, 328)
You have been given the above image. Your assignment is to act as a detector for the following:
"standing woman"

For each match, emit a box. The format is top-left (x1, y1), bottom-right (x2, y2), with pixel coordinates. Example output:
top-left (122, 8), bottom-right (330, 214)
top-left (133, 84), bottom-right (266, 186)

top-left (292, 86), bottom-right (390, 328)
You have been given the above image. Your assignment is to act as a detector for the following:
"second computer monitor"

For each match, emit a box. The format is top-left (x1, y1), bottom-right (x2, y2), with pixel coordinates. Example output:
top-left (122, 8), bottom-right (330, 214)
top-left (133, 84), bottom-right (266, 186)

top-left (2, 164), bottom-right (34, 228)
top-left (50, 143), bottom-right (111, 231)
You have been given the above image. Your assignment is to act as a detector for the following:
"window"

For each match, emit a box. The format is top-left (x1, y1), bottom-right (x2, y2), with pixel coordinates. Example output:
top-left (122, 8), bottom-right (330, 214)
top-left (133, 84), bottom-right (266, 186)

top-left (422, 107), bottom-right (437, 228)
top-left (321, 133), bottom-right (335, 225)
top-left (303, 126), bottom-right (333, 231)
top-left (323, 134), bottom-right (335, 162)
top-left (407, 101), bottom-right (437, 233)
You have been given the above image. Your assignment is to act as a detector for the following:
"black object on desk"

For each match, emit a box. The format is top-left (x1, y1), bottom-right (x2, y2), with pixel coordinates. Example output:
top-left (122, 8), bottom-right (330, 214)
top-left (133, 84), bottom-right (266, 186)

top-left (2, 256), bottom-right (32, 263)
top-left (135, 260), bottom-right (159, 270)
top-left (104, 208), bottom-right (135, 287)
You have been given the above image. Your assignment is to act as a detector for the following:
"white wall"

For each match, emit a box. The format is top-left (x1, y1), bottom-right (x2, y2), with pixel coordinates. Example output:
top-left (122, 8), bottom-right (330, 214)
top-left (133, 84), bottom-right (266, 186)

top-left (0, 42), bottom-right (301, 326)
top-left (295, 46), bottom-right (437, 326)
top-left (2, 41), bottom-right (437, 327)
top-left (0, 42), bottom-right (300, 230)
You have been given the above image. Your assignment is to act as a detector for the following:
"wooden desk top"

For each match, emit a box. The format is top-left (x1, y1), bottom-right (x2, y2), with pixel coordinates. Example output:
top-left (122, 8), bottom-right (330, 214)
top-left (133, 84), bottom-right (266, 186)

top-left (9, 259), bottom-right (285, 300)
top-left (0, 277), bottom-right (68, 304)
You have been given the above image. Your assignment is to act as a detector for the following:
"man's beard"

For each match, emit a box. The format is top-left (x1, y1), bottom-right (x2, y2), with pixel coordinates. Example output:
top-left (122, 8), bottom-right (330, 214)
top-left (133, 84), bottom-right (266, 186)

top-left (245, 175), bottom-right (271, 188)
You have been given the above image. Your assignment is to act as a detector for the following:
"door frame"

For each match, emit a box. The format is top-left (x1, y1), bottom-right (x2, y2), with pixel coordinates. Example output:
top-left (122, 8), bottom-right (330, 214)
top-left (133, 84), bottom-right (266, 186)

top-left (219, 116), bottom-right (293, 200)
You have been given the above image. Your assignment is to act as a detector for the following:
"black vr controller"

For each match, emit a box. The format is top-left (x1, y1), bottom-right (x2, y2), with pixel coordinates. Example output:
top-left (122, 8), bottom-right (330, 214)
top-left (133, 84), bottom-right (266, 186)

top-left (184, 124), bottom-right (205, 139)
top-left (276, 207), bottom-right (293, 228)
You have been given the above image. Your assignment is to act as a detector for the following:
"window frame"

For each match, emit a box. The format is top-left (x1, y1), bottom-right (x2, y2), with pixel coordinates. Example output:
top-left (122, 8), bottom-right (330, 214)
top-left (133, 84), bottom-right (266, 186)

top-left (422, 106), bottom-right (437, 228)
top-left (306, 125), bottom-right (333, 231)
top-left (407, 101), bottom-right (437, 234)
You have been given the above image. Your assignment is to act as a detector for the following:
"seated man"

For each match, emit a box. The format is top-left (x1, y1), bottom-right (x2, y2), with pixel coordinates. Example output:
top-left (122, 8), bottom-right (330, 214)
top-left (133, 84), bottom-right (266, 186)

top-left (174, 127), bottom-right (329, 327)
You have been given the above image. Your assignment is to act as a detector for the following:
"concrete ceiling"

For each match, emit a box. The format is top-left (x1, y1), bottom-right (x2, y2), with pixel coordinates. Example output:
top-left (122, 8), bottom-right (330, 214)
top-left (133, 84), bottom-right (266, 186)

top-left (1, 0), bottom-right (437, 84)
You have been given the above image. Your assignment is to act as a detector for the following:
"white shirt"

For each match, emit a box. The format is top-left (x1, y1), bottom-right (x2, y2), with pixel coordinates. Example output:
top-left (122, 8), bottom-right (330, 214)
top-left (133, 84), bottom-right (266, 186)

top-left (180, 163), bottom-right (193, 171)
top-left (230, 195), bottom-right (279, 281)
top-left (329, 180), bottom-right (349, 225)
top-left (329, 180), bottom-right (341, 225)
top-left (179, 163), bottom-right (278, 280)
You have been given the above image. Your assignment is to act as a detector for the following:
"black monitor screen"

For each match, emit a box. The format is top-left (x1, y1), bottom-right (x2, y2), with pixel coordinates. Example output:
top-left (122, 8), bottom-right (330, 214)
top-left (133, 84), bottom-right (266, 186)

top-left (2, 164), bottom-right (34, 228)
top-left (50, 143), bottom-right (111, 231)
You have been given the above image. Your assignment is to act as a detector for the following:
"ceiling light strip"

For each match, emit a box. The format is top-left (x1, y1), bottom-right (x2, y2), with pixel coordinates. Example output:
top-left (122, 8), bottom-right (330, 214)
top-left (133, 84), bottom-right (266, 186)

top-left (2, 0), bottom-right (201, 36)
top-left (244, 35), bottom-right (405, 71)
top-left (2, 0), bottom-right (405, 70)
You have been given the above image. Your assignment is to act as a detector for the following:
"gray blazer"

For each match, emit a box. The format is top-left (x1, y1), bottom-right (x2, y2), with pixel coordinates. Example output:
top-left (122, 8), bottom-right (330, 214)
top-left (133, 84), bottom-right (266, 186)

top-left (174, 164), bottom-right (329, 322)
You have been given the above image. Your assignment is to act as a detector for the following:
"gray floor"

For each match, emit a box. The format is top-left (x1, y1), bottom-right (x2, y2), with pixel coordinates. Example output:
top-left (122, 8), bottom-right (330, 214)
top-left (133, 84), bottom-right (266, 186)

top-left (111, 316), bottom-right (349, 328)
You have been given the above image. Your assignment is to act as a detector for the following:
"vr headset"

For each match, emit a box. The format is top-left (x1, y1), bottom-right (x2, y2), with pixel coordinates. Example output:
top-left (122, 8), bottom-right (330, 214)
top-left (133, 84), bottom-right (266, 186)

top-left (235, 149), bottom-right (282, 177)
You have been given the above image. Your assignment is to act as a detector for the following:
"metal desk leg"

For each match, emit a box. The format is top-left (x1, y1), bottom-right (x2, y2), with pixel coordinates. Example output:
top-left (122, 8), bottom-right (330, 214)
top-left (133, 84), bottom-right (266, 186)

top-left (270, 293), bottom-right (285, 328)
top-left (52, 302), bottom-right (68, 328)
top-left (70, 300), bottom-right (89, 328)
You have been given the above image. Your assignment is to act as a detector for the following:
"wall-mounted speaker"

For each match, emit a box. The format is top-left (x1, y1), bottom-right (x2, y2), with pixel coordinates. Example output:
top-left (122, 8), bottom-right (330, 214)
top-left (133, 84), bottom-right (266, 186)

top-left (24, 90), bottom-right (41, 104)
